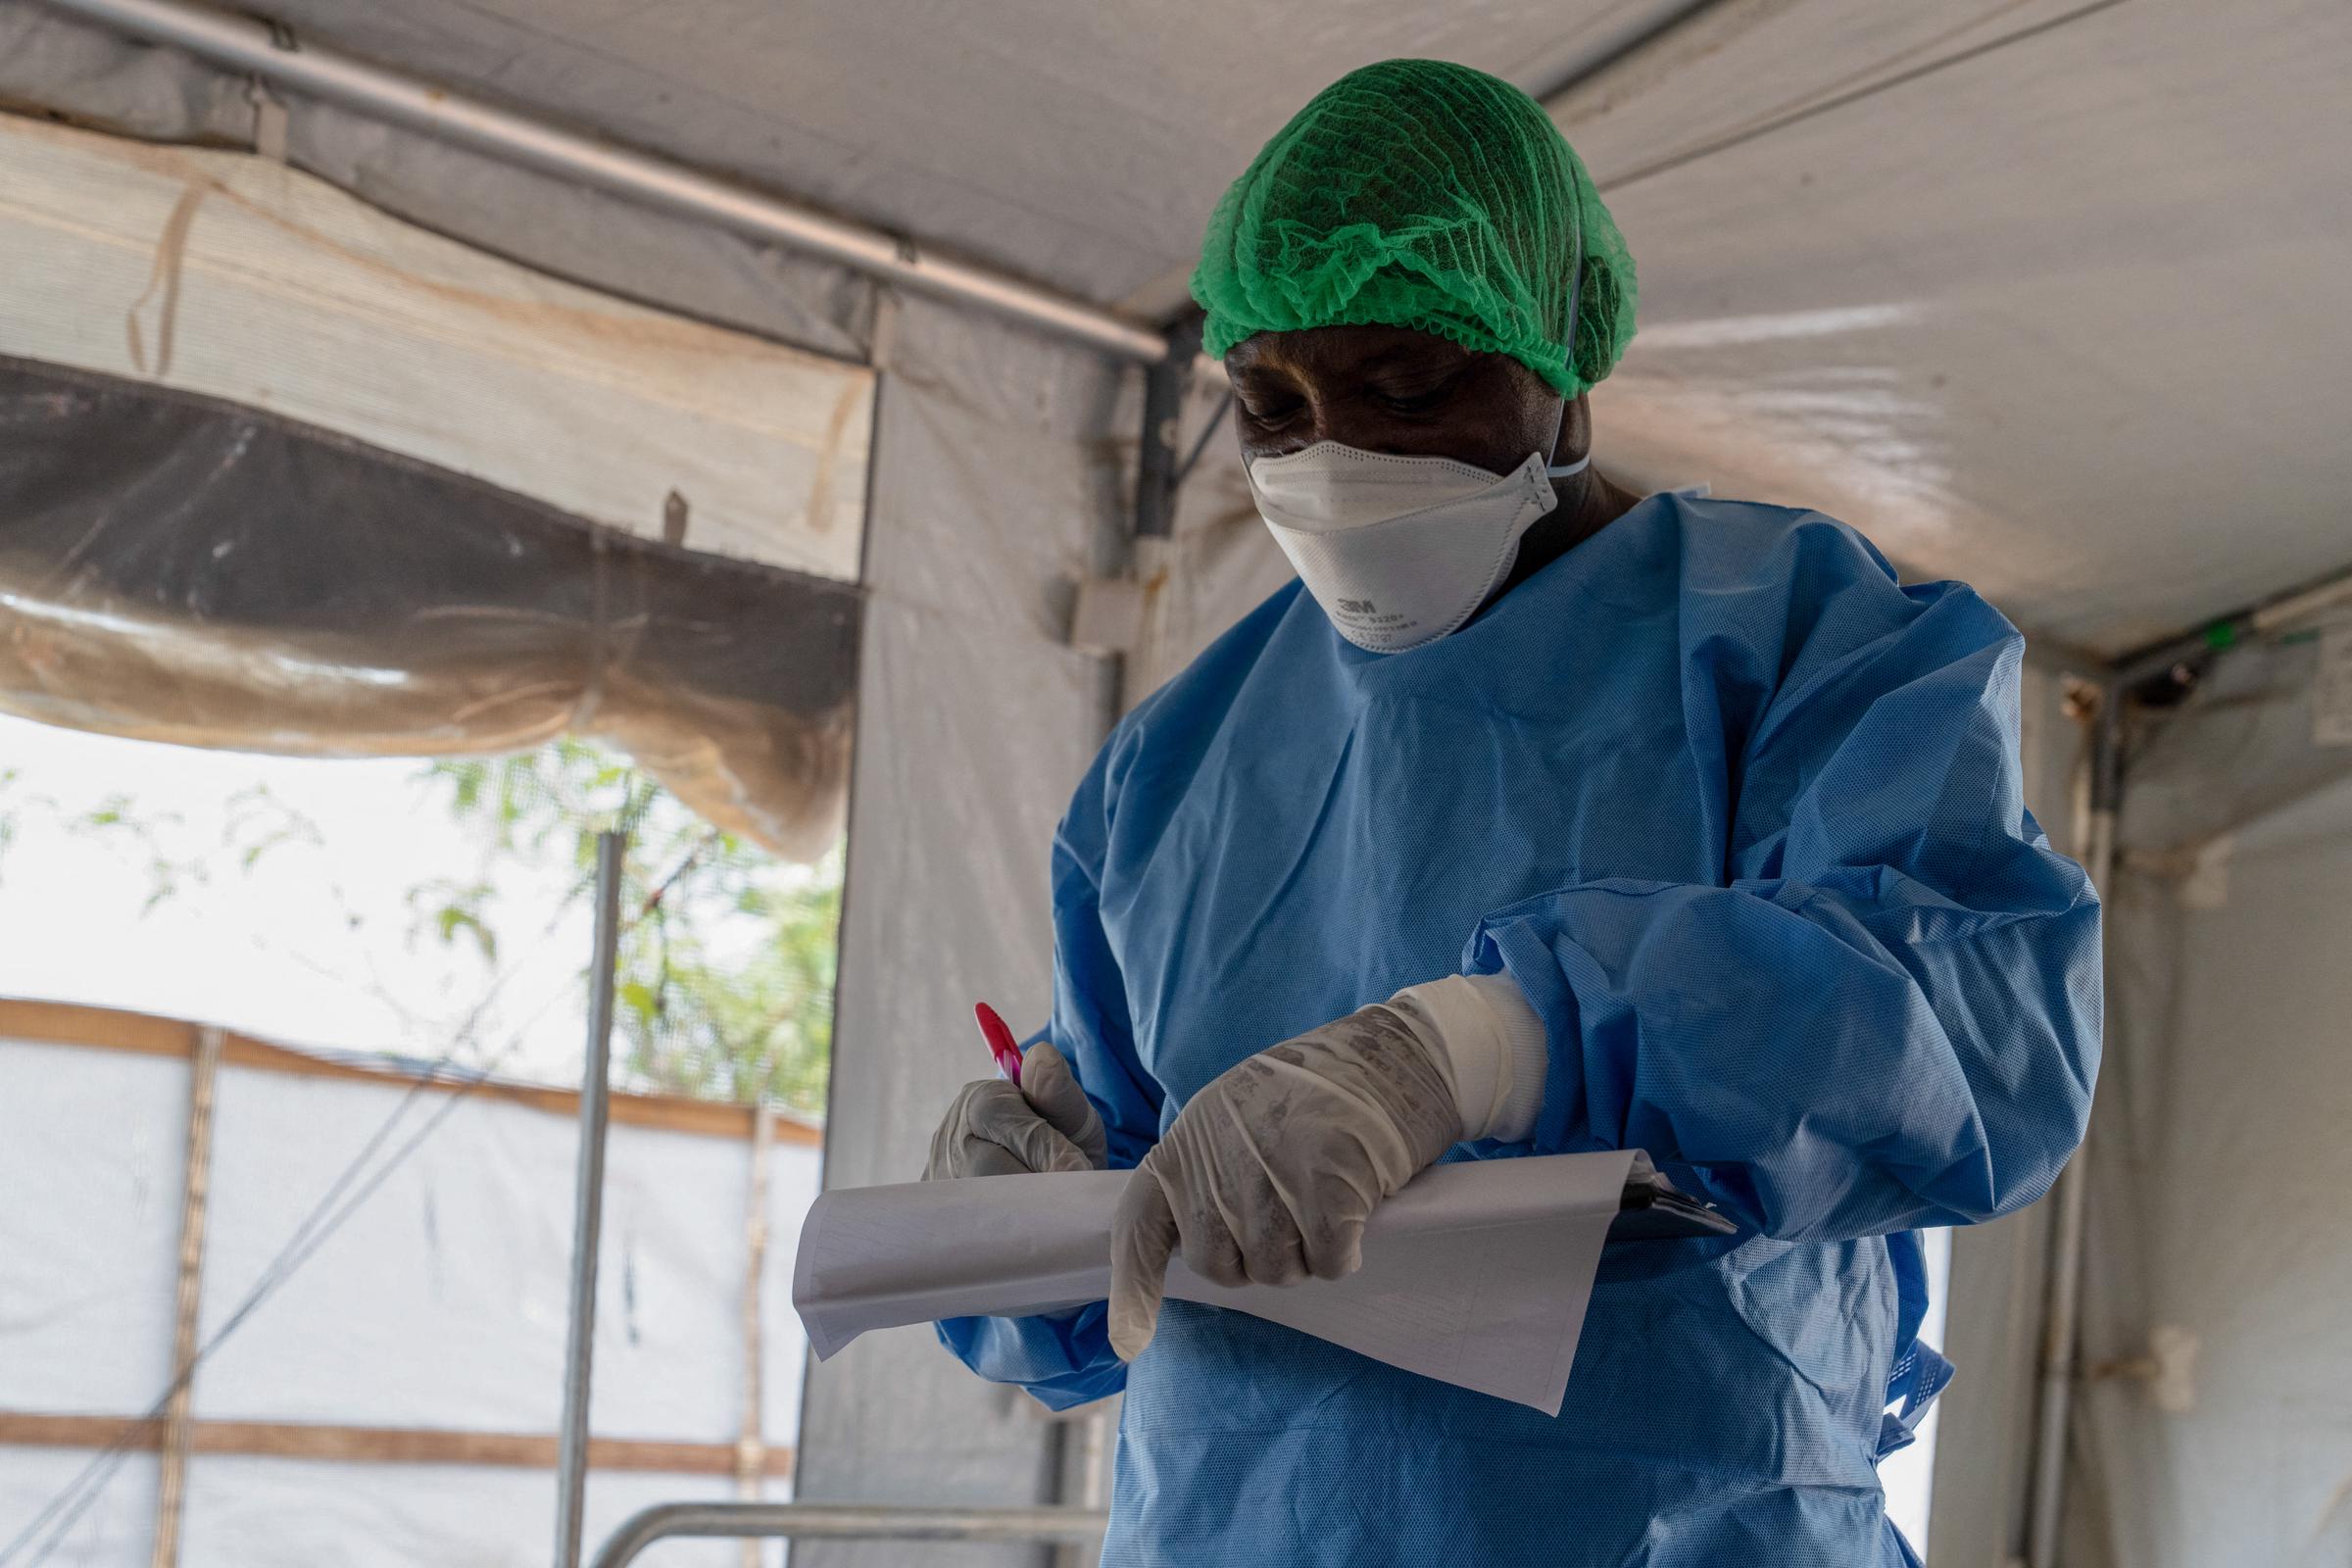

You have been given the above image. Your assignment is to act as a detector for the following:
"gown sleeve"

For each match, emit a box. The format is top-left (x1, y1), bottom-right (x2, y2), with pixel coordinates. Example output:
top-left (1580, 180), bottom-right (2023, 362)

top-left (933, 743), bottom-right (1164, 1409)
top-left (1465, 522), bottom-right (2102, 1242)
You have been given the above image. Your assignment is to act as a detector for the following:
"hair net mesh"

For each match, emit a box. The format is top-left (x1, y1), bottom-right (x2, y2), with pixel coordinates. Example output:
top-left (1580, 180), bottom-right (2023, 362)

top-left (1191, 59), bottom-right (1637, 398)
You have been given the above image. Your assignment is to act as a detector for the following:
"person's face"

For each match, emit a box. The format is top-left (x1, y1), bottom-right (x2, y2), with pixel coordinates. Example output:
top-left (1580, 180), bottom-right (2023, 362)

top-left (1225, 324), bottom-right (1573, 476)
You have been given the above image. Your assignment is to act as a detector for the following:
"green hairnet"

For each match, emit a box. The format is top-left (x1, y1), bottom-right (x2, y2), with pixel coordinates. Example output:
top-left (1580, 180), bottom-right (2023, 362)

top-left (1191, 59), bottom-right (1637, 399)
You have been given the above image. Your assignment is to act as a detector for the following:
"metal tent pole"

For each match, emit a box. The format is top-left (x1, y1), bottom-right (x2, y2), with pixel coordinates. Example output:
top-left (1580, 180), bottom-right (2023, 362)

top-left (34, 0), bottom-right (1172, 365)
top-left (554, 830), bottom-right (628, 1568)
top-left (2024, 692), bottom-right (2121, 1567)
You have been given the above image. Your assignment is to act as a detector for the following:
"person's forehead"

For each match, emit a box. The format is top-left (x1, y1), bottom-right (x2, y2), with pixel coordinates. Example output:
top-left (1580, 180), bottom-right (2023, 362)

top-left (1226, 324), bottom-right (1475, 382)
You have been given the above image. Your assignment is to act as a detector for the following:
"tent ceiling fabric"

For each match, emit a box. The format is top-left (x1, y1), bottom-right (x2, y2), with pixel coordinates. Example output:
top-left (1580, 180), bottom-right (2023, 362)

top-left (1564, 0), bottom-right (2352, 657)
top-left (229, 0), bottom-right (1689, 307)
top-left (7, 0), bottom-right (2348, 657)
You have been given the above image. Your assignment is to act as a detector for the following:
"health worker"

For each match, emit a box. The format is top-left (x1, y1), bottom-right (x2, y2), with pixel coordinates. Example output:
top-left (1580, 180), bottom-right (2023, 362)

top-left (922, 57), bottom-right (2101, 1568)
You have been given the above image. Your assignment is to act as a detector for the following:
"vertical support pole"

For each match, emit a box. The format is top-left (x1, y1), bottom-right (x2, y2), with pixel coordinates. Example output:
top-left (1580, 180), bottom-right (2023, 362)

top-left (736, 1103), bottom-right (775, 1568)
top-left (1046, 1409), bottom-right (1114, 1568)
top-left (1094, 318), bottom-right (1200, 738)
top-left (1129, 319), bottom-right (1200, 545)
top-left (150, 1024), bottom-right (224, 1568)
top-left (554, 829), bottom-right (628, 1568)
top-left (2026, 691), bottom-right (2122, 1568)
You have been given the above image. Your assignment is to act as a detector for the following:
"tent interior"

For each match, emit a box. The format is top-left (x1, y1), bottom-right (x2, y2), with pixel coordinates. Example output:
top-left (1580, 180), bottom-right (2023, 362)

top-left (2, 0), bottom-right (2348, 1563)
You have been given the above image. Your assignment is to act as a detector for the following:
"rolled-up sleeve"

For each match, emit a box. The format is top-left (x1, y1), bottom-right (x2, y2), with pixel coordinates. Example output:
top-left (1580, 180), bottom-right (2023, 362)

top-left (1467, 549), bottom-right (2101, 1242)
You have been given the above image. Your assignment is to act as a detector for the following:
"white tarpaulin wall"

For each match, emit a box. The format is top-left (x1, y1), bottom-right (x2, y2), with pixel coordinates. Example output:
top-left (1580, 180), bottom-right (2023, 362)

top-left (3, 1), bottom-right (2351, 1564)
top-left (0, 1007), bottom-right (825, 1568)
top-left (2062, 634), bottom-right (2352, 1568)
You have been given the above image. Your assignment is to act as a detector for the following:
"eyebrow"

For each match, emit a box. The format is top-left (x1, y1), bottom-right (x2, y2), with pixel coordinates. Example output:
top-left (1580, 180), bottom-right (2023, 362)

top-left (1349, 343), bottom-right (1470, 377)
top-left (1232, 334), bottom-right (1469, 384)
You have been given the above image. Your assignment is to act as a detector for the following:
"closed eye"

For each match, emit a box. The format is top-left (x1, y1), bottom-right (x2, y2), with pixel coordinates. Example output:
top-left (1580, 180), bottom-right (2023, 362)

top-left (1368, 371), bottom-right (1464, 416)
top-left (1237, 393), bottom-right (1305, 426)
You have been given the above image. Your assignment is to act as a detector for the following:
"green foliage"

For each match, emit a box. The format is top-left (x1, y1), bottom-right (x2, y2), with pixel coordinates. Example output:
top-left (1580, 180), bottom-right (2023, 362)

top-left (419, 741), bottom-right (839, 1114)
top-left (0, 778), bottom-right (324, 915)
top-left (0, 732), bottom-right (839, 1114)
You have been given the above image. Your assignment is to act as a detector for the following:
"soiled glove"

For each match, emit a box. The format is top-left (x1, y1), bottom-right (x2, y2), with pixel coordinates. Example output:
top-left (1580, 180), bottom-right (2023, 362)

top-left (1107, 1003), bottom-right (1463, 1360)
top-left (923, 1041), bottom-right (1107, 1180)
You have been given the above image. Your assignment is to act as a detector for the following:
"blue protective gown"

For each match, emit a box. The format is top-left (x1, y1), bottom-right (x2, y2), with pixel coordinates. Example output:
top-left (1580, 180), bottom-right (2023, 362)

top-left (939, 492), bottom-right (2101, 1566)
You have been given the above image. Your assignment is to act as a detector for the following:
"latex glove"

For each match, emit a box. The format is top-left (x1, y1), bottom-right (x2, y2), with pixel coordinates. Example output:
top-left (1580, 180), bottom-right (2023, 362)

top-left (1107, 1003), bottom-right (1463, 1361)
top-left (922, 1041), bottom-right (1107, 1179)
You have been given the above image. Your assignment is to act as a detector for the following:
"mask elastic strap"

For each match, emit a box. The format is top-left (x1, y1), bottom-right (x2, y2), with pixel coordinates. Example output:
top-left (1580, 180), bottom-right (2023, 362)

top-left (1544, 191), bottom-right (1592, 483)
top-left (1542, 400), bottom-right (1590, 479)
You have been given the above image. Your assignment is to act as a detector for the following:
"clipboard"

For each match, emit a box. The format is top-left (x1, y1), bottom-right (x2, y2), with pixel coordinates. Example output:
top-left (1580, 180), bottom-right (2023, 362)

top-left (1607, 1152), bottom-right (1739, 1242)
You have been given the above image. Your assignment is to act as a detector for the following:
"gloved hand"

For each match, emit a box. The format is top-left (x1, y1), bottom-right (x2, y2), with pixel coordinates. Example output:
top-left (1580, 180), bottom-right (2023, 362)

top-left (923, 1040), bottom-right (1107, 1179)
top-left (1107, 1002), bottom-right (1464, 1361)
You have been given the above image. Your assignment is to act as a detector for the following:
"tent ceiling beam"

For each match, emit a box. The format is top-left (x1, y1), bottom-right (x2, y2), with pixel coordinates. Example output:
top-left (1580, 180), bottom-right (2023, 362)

top-left (31, 0), bottom-right (1174, 365)
top-left (2111, 556), bottom-right (2352, 691)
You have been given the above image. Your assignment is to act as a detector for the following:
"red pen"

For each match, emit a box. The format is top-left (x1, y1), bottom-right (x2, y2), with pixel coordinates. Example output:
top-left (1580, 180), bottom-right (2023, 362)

top-left (974, 1002), bottom-right (1024, 1087)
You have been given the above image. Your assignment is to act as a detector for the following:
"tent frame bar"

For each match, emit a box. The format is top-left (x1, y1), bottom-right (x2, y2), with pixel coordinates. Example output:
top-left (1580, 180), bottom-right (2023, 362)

top-left (32, 0), bottom-right (1173, 366)
top-left (148, 1023), bottom-right (222, 1568)
top-left (552, 830), bottom-right (627, 1568)
top-left (2109, 559), bottom-right (2352, 689)
top-left (588, 1503), bottom-right (1109, 1568)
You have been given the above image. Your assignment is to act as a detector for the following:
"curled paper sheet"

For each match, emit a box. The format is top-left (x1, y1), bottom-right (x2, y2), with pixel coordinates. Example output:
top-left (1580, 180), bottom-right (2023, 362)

top-left (793, 1150), bottom-right (1639, 1415)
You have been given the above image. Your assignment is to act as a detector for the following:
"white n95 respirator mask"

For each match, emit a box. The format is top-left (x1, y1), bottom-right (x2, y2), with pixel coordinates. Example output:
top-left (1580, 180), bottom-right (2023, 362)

top-left (1245, 409), bottom-right (1590, 654)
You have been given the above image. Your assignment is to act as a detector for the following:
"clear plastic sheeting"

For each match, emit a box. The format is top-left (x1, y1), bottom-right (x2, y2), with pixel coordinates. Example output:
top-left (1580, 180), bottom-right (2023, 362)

top-left (0, 112), bottom-right (873, 583)
top-left (0, 358), bottom-right (860, 862)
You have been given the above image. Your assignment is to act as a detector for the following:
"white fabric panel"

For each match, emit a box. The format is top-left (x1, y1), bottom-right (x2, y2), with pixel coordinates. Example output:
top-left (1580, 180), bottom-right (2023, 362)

top-left (2068, 744), bottom-right (2352, 1562)
top-left (190, 1064), bottom-right (808, 1446)
top-left (0, 5), bottom-right (876, 363)
top-left (0, 1038), bottom-right (825, 1564)
top-left (0, 1040), bottom-right (184, 1414)
top-left (0, 112), bottom-right (873, 582)
top-left (585, 1124), bottom-right (755, 1444)
top-left (195, 1065), bottom-right (579, 1432)
top-left (799, 294), bottom-right (1130, 1565)
top-left (0, 1448), bottom-right (159, 1565)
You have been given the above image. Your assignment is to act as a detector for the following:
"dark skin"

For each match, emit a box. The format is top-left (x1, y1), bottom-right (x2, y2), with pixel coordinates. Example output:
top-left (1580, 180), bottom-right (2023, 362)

top-left (1225, 323), bottom-right (1644, 605)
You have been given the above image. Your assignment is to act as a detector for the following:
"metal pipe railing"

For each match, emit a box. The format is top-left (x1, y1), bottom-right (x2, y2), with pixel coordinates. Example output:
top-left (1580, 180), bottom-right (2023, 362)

top-left (588, 1503), bottom-right (1110, 1568)
top-left (34, 0), bottom-right (1172, 365)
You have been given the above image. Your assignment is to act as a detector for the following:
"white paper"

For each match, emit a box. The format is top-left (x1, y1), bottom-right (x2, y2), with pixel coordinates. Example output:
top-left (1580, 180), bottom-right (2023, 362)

top-left (791, 1150), bottom-right (1637, 1415)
